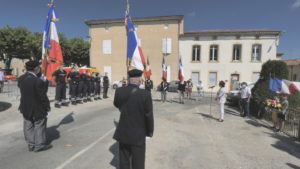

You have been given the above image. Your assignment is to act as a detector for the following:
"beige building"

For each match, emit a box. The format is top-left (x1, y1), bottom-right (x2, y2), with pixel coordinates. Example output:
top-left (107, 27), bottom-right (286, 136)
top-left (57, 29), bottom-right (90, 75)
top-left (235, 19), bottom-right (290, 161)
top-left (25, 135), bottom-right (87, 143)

top-left (85, 15), bottom-right (184, 86)
top-left (284, 59), bottom-right (300, 81)
top-left (0, 58), bottom-right (28, 77)
top-left (180, 30), bottom-right (282, 92)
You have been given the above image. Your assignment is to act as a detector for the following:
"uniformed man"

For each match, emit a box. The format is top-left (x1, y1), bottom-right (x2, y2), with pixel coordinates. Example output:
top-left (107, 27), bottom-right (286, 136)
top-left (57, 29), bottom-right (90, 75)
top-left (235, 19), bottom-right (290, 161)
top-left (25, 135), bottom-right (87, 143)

top-left (78, 70), bottom-right (88, 103)
top-left (68, 66), bottom-right (80, 105)
top-left (52, 65), bottom-right (68, 108)
top-left (178, 80), bottom-right (186, 104)
top-left (85, 72), bottom-right (92, 102)
top-left (145, 77), bottom-right (153, 92)
top-left (90, 72), bottom-right (96, 100)
top-left (18, 61), bottom-right (52, 152)
top-left (160, 79), bottom-right (169, 103)
top-left (94, 73), bottom-right (102, 100)
top-left (113, 69), bottom-right (154, 169)
top-left (103, 72), bottom-right (109, 99)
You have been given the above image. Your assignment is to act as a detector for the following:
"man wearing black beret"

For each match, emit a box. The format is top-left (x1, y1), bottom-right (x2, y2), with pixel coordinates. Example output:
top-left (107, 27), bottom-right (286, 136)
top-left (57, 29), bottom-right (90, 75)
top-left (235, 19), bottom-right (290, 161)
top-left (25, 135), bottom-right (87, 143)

top-left (18, 60), bottom-right (52, 152)
top-left (113, 69), bottom-right (154, 169)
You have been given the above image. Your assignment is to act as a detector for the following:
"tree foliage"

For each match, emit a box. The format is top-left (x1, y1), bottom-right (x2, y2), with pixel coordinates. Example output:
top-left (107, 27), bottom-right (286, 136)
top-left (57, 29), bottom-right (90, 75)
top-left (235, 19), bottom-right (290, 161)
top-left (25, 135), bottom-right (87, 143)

top-left (0, 25), bottom-right (90, 69)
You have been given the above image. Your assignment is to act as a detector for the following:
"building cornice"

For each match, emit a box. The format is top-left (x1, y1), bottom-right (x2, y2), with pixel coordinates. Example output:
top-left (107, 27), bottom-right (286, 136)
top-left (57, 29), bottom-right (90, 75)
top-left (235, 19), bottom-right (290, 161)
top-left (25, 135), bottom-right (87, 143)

top-left (180, 29), bottom-right (282, 37)
top-left (85, 15), bottom-right (184, 26)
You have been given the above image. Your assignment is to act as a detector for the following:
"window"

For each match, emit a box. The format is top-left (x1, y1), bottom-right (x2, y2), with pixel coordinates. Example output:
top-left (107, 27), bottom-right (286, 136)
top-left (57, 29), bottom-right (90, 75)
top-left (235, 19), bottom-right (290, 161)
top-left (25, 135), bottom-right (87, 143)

top-left (252, 72), bottom-right (260, 82)
top-left (209, 45), bottom-right (218, 61)
top-left (103, 40), bottom-right (111, 54)
top-left (209, 72), bottom-right (217, 86)
top-left (293, 74), bottom-right (297, 81)
top-left (233, 44), bottom-right (242, 61)
top-left (162, 38), bottom-right (172, 54)
top-left (252, 44), bottom-right (262, 61)
top-left (191, 72), bottom-right (200, 85)
top-left (192, 45), bottom-right (201, 61)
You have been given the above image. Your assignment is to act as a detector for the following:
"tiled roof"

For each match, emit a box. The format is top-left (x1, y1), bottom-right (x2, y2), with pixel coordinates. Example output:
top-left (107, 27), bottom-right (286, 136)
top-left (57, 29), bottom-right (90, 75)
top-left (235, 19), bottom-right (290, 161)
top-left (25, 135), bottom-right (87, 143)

top-left (85, 15), bottom-right (184, 26)
top-left (284, 59), bottom-right (300, 66)
top-left (181, 29), bottom-right (281, 37)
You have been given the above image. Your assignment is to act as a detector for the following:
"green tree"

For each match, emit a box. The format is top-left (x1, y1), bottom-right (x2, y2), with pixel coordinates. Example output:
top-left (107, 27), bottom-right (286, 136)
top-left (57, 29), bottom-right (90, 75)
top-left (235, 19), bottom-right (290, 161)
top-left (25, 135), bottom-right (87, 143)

top-left (0, 25), bottom-right (32, 69)
top-left (29, 32), bottom-right (43, 61)
top-left (67, 37), bottom-right (90, 67)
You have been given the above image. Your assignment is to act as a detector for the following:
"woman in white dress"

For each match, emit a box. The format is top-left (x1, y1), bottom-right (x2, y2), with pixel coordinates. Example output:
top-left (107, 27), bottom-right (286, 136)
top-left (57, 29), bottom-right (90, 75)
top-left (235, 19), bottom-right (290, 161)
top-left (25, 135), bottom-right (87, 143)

top-left (216, 81), bottom-right (226, 122)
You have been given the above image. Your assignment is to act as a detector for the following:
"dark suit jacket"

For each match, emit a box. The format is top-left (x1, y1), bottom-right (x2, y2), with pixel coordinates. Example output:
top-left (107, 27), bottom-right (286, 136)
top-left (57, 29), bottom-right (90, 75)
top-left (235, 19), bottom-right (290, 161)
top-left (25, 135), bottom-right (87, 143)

top-left (18, 72), bottom-right (50, 121)
top-left (113, 84), bottom-right (154, 146)
top-left (103, 76), bottom-right (109, 88)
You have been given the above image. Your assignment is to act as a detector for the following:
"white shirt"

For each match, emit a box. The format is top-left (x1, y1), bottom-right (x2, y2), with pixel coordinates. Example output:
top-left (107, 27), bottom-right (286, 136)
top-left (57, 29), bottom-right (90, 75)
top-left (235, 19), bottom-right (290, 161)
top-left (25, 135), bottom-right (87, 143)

top-left (216, 87), bottom-right (226, 104)
top-left (241, 87), bottom-right (251, 99)
top-left (0, 71), bottom-right (4, 81)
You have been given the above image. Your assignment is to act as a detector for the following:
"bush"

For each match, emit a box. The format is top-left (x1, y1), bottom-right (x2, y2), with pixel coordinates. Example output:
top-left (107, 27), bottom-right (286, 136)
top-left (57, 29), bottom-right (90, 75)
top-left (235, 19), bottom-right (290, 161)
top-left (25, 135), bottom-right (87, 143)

top-left (251, 60), bottom-right (289, 115)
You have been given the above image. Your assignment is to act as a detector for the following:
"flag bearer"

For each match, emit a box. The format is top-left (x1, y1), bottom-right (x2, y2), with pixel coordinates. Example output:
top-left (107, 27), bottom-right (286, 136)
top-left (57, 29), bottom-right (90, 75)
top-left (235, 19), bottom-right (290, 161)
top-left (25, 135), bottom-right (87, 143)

top-left (160, 79), bottom-right (169, 103)
top-left (113, 69), bottom-right (154, 169)
top-left (145, 77), bottom-right (153, 93)
top-left (94, 73), bottom-right (102, 100)
top-left (52, 65), bottom-right (68, 108)
top-left (68, 66), bottom-right (80, 105)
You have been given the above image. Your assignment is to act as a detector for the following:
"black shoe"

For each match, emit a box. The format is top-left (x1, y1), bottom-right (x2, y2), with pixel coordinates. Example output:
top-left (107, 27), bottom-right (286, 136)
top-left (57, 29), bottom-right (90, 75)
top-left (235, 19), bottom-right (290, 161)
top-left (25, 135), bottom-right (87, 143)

top-left (94, 98), bottom-right (98, 100)
top-left (34, 145), bottom-right (52, 152)
top-left (62, 102), bottom-right (69, 106)
top-left (87, 98), bottom-right (92, 102)
top-left (83, 99), bottom-right (87, 103)
top-left (71, 101), bottom-right (77, 105)
top-left (55, 104), bottom-right (61, 108)
top-left (28, 147), bottom-right (34, 152)
top-left (98, 97), bottom-right (102, 100)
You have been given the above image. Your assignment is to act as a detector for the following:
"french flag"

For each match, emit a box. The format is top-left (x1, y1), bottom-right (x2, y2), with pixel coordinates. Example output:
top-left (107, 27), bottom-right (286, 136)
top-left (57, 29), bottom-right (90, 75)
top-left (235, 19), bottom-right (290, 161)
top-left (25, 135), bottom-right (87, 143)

top-left (162, 56), bottom-right (167, 80)
top-left (42, 3), bottom-right (63, 80)
top-left (178, 57), bottom-right (184, 81)
top-left (144, 57), bottom-right (152, 78)
top-left (269, 78), bottom-right (300, 94)
top-left (125, 11), bottom-right (145, 71)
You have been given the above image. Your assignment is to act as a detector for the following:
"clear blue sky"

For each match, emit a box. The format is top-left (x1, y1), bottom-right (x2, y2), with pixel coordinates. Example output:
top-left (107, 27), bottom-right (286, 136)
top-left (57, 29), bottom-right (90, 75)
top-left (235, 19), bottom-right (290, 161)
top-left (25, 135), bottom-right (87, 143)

top-left (0, 0), bottom-right (299, 60)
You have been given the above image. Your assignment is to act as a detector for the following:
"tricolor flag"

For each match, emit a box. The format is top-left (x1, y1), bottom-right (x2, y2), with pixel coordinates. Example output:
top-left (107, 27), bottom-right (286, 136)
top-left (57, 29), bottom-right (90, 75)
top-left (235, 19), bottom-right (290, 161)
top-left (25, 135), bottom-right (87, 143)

top-left (125, 8), bottom-right (145, 71)
top-left (269, 78), bottom-right (300, 94)
top-left (144, 57), bottom-right (152, 78)
top-left (178, 57), bottom-right (184, 81)
top-left (162, 56), bottom-right (167, 80)
top-left (42, 3), bottom-right (63, 80)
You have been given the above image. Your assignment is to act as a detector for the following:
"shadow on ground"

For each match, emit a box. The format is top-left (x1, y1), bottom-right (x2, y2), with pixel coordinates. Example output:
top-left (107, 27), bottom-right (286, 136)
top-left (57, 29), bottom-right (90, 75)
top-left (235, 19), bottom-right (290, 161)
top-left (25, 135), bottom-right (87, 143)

top-left (263, 131), bottom-right (300, 160)
top-left (47, 112), bottom-right (74, 144)
top-left (109, 142), bottom-right (119, 169)
top-left (194, 112), bottom-right (219, 121)
top-left (0, 102), bottom-right (12, 112)
top-left (286, 163), bottom-right (300, 169)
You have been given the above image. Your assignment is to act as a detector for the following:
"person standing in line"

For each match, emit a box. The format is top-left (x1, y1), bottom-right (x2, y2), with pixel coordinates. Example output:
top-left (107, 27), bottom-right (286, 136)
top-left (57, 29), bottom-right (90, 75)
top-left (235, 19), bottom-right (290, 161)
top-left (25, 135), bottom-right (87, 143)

top-left (94, 73), bottom-right (102, 100)
top-left (68, 66), bottom-right (80, 105)
top-left (85, 71), bottom-right (92, 102)
top-left (178, 80), bottom-right (186, 104)
top-left (113, 69), bottom-right (154, 169)
top-left (103, 72), bottom-right (109, 99)
top-left (18, 61), bottom-right (52, 152)
top-left (216, 81), bottom-right (227, 122)
top-left (240, 82), bottom-right (252, 117)
top-left (78, 70), bottom-right (88, 103)
top-left (0, 67), bottom-right (4, 93)
top-left (52, 65), bottom-right (68, 108)
top-left (160, 79), bottom-right (169, 103)
top-left (197, 80), bottom-right (203, 96)
top-left (186, 79), bottom-right (193, 99)
top-left (144, 77), bottom-right (153, 93)
top-left (122, 77), bottom-right (127, 87)
top-left (90, 72), bottom-right (96, 100)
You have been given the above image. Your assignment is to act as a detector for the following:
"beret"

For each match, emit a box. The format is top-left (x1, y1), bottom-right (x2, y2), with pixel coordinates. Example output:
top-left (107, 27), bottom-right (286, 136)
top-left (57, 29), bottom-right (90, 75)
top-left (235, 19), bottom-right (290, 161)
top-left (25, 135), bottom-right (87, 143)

top-left (128, 69), bottom-right (143, 78)
top-left (25, 60), bottom-right (40, 69)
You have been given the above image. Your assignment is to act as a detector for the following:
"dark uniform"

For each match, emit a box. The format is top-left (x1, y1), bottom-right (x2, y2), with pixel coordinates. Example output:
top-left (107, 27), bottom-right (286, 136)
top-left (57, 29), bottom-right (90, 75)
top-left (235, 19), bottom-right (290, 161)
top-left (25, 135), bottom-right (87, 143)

top-left (94, 74), bottom-right (102, 100)
top-left (68, 70), bottom-right (80, 105)
top-left (145, 79), bottom-right (153, 92)
top-left (178, 81), bottom-right (186, 104)
top-left (160, 81), bottom-right (169, 103)
top-left (85, 74), bottom-right (92, 101)
top-left (52, 69), bottom-right (68, 107)
top-left (90, 75), bottom-right (96, 99)
top-left (18, 61), bottom-right (51, 152)
top-left (78, 73), bottom-right (88, 102)
top-left (103, 75), bottom-right (109, 98)
top-left (113, 69), bottom-right (154, 169)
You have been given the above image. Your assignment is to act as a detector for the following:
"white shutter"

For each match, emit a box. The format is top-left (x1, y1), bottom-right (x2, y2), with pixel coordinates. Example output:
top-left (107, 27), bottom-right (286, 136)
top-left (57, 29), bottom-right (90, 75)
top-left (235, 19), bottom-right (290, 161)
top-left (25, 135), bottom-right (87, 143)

top-left (162, 38), bottom-right (172, 54)
top-left (103, 40), bottom-right (111, 54)
top-left (167, 38), bottom-right (172, 54)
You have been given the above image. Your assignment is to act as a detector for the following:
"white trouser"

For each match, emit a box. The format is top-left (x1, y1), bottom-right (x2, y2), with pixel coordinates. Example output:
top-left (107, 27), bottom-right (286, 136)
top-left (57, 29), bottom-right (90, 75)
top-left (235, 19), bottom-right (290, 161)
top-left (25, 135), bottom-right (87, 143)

top-left (219, 103), bottom-right (225, 120)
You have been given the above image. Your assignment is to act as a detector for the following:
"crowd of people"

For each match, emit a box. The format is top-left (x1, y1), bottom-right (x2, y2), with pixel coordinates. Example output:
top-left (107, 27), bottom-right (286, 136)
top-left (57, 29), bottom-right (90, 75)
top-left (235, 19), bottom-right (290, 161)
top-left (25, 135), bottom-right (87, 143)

top-left (52, 65), bottom-right (110, 108)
